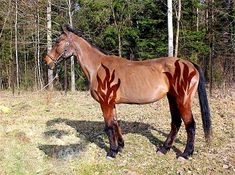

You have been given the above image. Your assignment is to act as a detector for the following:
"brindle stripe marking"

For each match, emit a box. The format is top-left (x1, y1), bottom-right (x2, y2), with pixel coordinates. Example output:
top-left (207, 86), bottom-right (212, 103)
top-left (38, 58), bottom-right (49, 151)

top-left (164, 59), bottom-right (197, 100)
top-left (95, 64), bottom-right (121, 108)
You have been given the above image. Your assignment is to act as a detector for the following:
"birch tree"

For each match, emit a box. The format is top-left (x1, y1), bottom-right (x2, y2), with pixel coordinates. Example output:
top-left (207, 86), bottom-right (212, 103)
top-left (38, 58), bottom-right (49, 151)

top-left (208, 0), bottom-right (214, 95)
top-left (47, 0), bottom-right (53, 90)
top-left (167, 0), bottom-right (174, 57)
top-left (174, 0), bottom-right (181, 57)
top-left (36, 2), bottom-right (43, 89)
top-left (15, 0), bottom-right (19, 89)
top-left (67, 0), bottom-right (75, 92)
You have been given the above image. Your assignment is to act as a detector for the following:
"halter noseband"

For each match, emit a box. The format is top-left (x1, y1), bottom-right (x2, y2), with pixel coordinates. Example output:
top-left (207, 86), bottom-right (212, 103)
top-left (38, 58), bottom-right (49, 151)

top-left (46, 51), bottom-right (65, 66)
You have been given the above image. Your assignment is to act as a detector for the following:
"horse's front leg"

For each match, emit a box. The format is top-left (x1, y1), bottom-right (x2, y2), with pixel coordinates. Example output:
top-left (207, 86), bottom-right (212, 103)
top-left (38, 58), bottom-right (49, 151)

top-left (112, 106), bottom-right (124, 152)
top-left (101, 105), bottom-right (124, 159)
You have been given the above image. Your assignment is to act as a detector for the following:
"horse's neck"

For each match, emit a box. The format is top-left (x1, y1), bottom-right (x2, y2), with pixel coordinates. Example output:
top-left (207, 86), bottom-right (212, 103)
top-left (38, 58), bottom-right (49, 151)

top-left (74, 37), bottom-right (105, 81)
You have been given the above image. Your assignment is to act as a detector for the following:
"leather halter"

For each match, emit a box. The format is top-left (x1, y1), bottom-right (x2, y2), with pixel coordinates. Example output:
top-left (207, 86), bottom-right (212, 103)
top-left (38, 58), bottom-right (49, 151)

top-left (46, 51), bottom-right (65, 66)
top-left (46, 41), bottom-right (71, 66)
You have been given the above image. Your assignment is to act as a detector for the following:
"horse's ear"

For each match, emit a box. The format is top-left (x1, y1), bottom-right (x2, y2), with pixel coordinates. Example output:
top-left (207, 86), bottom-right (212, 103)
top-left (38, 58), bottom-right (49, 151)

top-left (61, 25), bottom-right (69, 35)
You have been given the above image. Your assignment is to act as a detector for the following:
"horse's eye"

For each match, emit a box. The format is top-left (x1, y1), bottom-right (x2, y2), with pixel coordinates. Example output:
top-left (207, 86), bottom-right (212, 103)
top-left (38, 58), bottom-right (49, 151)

top-left (54, 38), bottom-right (60, 43)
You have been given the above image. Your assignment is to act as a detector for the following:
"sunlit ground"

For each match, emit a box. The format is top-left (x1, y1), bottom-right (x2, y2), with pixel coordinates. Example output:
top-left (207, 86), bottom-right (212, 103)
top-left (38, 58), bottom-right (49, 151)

top-left (0, 90), bottom-right (234, 175)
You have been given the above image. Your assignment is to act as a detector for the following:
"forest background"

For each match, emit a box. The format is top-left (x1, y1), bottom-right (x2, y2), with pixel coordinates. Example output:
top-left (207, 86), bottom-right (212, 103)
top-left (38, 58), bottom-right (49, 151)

top-left (0, 0), bottom-right (234, 93)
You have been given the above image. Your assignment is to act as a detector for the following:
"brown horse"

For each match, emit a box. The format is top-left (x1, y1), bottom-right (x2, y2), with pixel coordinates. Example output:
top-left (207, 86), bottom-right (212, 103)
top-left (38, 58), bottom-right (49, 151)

top-left (44, 25), bottom-right (212, 159)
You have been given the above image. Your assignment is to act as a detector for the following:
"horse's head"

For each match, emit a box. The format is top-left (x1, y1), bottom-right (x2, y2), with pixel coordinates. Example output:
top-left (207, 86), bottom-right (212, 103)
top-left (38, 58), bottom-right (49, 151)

top-left (44, 25), bottom-right (75, 70)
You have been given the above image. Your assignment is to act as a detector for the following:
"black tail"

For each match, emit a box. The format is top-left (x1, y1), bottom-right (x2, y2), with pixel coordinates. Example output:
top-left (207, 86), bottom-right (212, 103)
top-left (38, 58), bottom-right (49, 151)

top-left (193, 63), bottom-right (212, 142)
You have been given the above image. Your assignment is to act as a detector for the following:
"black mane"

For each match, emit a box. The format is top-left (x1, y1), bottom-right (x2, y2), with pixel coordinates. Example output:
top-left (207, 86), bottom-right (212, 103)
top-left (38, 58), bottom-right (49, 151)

top-left (64, 24), bottom-right (83, 37)
top-left (62, 24), bottom-right (110, 55)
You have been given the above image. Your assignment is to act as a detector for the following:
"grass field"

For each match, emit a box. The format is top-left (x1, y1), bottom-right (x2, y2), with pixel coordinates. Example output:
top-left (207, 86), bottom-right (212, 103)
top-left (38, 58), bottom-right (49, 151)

top-left (0, 90), bottom-right (234, 175)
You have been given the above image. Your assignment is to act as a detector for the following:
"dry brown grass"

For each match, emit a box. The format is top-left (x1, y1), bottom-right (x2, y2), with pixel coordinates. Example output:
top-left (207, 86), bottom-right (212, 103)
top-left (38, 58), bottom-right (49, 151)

top-left (0, 90), bottom-right (234, 175)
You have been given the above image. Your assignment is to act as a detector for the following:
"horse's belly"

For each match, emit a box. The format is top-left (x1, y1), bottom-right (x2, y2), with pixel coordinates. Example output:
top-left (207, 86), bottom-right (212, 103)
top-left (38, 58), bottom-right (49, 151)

top-left (118, 85), bottom-right (167, 104)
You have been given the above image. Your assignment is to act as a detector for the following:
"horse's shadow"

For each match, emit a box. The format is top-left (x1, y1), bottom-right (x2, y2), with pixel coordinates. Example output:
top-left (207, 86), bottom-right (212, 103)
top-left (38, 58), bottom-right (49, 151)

top-left (38, 118), bottom-right (182, 159)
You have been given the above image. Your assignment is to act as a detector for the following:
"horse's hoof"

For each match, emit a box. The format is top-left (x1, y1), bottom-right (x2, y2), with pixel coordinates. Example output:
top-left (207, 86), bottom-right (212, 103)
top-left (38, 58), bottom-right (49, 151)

top-left (177, 156), bottom-right (187, 161)
top-left (106, 150), bottom-right (117, 159)
top-left (156, 146), bottom-right (170, 155)
top-left (156, 150), bottom-right (165, 156)
top-left (177, 153), bottom-right (190, 161)
top-left (106, 156), bottom-right (115, 160)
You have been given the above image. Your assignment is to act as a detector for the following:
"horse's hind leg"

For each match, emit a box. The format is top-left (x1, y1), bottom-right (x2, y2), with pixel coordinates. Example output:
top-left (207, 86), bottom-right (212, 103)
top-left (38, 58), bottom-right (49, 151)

top-left (179, 109), bottom-right (196, 159)
top-left (157, 94), bottom-right (182, 154)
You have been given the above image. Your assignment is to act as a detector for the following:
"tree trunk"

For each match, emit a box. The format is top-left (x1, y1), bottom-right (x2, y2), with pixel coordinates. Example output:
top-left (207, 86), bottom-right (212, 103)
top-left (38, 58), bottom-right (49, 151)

top-left (64, 61), bottom-right (68, 95)
top-left (111, 2), bottom-right (122, 57)
top-left (9, 26), bottom-right (13, 90)
top-left (15, 0), bottom-right (19, 89)
top-left (228, 0), bottom-right (235, 84)
top-left (23, 25), bottom-right (27, 87)
top-left (11, 25), bottom-right (15, 95)
top-left (196, 7), bottom-right (199, 32)
top-left (47, 0), bottom-right (53, 90)
top-left (117, 30), bottom-right (122, 57)
top-left (168, 0), bottom-right (174, 57)
top-left (174, 0), bottom-right (181, 57)
top-left (0, 57), bottom-right (2, 89)
top-left (37, 5), bottom-right (43, 89)
top-left (208, 0), bottom-right (214, 96)
top-left (0, 0), bottom-right (11, 39)
top-left (67, 0), bottom-right (76, 92)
